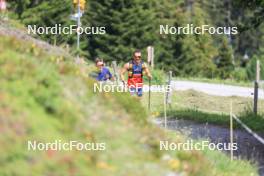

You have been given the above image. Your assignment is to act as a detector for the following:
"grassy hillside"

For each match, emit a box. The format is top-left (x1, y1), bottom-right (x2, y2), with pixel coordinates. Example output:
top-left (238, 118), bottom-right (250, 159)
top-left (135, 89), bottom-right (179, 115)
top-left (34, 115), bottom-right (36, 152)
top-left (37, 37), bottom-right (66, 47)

top-left (0, 22), bottom-right (258, 176)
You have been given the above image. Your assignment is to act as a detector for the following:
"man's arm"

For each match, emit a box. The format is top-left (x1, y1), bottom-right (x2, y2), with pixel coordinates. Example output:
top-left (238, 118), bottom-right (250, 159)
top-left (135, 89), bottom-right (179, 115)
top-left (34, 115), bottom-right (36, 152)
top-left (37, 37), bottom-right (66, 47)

top-left (107, 68), bottom-right (115, 81)
top-left (120, 63), bottom-right (129, 82)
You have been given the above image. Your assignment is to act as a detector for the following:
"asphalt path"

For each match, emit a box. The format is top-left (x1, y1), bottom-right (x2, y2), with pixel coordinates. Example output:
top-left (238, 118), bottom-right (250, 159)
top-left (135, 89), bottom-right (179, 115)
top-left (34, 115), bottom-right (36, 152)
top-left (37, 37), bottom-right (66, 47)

top-left (171, 80), bottom-right (264, 99)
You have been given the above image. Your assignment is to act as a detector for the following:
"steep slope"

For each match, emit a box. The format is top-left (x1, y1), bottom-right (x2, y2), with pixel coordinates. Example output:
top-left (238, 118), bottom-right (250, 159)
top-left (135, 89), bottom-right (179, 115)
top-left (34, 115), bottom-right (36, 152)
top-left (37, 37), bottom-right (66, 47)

top-left (0, 21), bottom-right (258, 176)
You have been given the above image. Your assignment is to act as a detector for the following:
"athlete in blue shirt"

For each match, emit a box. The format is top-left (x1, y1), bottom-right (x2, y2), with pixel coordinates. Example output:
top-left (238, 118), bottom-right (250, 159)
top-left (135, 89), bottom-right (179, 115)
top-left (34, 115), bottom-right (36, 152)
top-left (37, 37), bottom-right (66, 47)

top-left (95, 58), bottom-right (113, 81)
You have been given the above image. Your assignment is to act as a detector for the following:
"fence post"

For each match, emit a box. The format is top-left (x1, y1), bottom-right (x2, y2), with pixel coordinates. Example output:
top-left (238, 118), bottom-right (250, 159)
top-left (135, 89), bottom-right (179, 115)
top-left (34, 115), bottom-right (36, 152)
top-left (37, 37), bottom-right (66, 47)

top-left (164, 89), bottom-right (167, 129)
top-left (253, 60), bottom-right (260, 115)
top-left (111, 61), bottom-right (119, 85)
top-left (147, 46), bottom-right (154, 69)
top-left (230, 100), bottom-right (233, 161)
top-left (166, 71), bottom-right (172, 107)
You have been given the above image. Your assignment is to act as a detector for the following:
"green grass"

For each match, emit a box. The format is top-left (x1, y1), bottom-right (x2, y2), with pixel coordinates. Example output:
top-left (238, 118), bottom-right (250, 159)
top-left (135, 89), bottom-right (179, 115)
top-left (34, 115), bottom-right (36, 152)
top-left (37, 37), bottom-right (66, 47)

top-left (166, 109), bottom-right (264, 132)
top-left (0, 33), bottom-right (174, 176)
top-left (143, 89), bottom-right (264, 115)
top-left (143, 89), bottom-right (264, 132)
top-left (172, 90), bottom-right (264, 115)
top-left (0, 21), bottom-right (259, 176)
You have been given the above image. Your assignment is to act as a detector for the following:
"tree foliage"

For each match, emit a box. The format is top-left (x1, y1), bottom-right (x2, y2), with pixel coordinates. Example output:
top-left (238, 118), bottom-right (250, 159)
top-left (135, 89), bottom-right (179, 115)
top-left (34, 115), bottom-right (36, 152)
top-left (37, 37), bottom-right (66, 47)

top-left (7, 0), bottom-right (264, 80)
top-left (216, 37), bottom-right (234, 79)
top-left (86, 0), bottom-right (161, 63)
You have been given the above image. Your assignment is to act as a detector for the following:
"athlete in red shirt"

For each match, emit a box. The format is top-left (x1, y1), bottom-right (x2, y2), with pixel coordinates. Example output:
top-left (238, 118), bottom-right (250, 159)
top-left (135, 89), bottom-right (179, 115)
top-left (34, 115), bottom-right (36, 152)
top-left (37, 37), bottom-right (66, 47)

top-left (120, 50), bottom-right (152, 97)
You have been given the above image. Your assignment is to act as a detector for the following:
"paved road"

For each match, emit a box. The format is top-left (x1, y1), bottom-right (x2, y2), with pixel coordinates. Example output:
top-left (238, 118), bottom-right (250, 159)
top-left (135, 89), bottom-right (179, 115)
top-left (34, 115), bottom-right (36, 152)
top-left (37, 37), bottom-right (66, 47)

top-left (171, 80), bottom-right (264, 99)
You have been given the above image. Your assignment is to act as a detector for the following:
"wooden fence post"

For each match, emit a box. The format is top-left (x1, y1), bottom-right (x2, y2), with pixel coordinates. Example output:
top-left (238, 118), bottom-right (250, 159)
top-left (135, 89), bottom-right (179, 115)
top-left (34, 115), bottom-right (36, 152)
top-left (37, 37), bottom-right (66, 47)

top-left (166, 71), bottom-right (172, 106)
top-left (253, 60), bottom-right (260, 115)
top-left (112, 61), bottom-right (119, 85)
top-left (230, 100), bottom-right (233, 161)
top-left (164, 89), bottom-right (167, 129)
top-left (147, 46), bottom-right (154, 69)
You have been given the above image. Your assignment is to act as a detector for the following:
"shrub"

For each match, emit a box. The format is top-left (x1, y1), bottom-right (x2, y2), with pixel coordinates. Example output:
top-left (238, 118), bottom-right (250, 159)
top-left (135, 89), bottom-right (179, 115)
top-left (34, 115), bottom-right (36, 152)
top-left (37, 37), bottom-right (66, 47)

top-left (246, 55), bottom-right (264, 81)
top-left (231, 67), bottom-right (248, 81)
top-left (144, 69), bottom-right (166, 85)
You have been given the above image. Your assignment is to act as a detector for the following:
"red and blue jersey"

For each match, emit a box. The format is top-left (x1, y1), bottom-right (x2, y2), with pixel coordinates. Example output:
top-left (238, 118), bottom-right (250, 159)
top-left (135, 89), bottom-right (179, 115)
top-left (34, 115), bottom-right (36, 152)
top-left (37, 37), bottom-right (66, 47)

top-left (127, 61), bottom-right (146, 88)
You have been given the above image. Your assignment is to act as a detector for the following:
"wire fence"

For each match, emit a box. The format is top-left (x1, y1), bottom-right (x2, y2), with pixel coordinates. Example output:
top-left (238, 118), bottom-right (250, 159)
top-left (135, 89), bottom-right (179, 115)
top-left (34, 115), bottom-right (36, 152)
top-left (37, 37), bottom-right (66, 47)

top-left (232, 114), bottom-right (264, 145)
